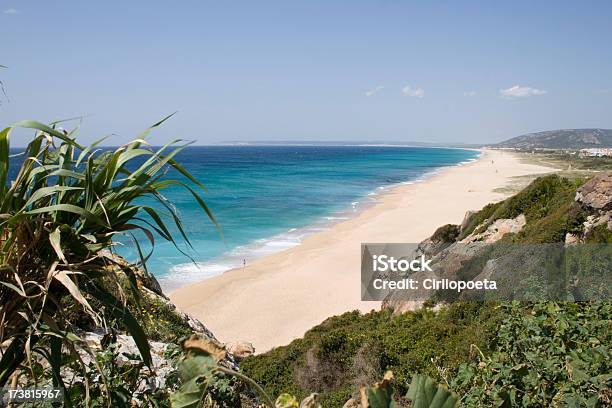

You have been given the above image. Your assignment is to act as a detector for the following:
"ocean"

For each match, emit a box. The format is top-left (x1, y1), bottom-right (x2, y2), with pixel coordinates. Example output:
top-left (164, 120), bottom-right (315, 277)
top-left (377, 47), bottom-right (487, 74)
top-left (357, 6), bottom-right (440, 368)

top-left (123, 145), bottom-right (478, 289)
top-left (8, 145), bottom-right (479, 289)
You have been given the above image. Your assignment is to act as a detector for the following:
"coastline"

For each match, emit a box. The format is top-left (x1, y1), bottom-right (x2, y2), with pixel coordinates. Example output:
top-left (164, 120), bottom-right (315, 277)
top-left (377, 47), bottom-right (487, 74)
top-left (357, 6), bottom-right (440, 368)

top-left (170, 149), bottom-right (555, 353)
top-left (160, 147), bottom-right (480, 292)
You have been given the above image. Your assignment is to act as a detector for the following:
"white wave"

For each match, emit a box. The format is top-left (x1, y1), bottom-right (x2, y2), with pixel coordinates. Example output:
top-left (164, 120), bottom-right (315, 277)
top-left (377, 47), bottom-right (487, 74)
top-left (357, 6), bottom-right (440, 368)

top-left (161, 227), bottom-right (313, 291)
top-left (163, 261), bottom-right (237, 283)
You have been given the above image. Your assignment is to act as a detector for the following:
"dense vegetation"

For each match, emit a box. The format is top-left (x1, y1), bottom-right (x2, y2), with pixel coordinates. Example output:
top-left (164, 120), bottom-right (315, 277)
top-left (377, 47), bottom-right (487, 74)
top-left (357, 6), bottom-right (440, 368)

top-left (0, 119), bottom-right (217, 406)
top-left (243, 174), bottom-right (612, 407)
top-left (243, 302), bottom-right (610, 407)
top-left (242, 303), bottom-right (501, 406)
top-left (452, 301), bottom-right (610, 407)
top-left (457, 174), bottom-right (586, 242)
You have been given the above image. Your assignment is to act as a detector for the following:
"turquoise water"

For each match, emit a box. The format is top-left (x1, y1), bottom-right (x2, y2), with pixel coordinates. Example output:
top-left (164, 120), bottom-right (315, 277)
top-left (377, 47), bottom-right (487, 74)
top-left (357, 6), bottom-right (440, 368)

top-left (117, 145), bottom-right (478, 288)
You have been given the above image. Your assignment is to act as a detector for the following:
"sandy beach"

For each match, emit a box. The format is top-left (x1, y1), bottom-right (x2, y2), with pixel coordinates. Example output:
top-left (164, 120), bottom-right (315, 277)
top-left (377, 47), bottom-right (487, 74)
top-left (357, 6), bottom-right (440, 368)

top-left (170, 149), bottom-right (554, 353)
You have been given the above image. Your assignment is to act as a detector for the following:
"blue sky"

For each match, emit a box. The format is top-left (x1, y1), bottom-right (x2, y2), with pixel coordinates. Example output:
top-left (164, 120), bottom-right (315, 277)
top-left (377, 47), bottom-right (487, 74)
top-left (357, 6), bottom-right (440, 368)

top-left (1, 1), bottom-right (612, 146)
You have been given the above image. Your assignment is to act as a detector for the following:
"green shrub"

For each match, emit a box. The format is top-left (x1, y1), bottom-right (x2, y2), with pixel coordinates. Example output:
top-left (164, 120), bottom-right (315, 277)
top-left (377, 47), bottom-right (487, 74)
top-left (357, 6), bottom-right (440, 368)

top-left (137, 294), bottom-right (194, 343)
top-left (0, 118), bottom-right (215, 404)
top-left (459, 175), bottom-right (585, 241)
top-left (452, 302), bottom-right (611, 406)
top-left (431, 224), bottom-right (460, 243)
top-left (242, 303), bottom-right (501, 406)
top-left (587, 224), bottom-right (612, 244)
top-left (457, 202), bottom-right (501, 240)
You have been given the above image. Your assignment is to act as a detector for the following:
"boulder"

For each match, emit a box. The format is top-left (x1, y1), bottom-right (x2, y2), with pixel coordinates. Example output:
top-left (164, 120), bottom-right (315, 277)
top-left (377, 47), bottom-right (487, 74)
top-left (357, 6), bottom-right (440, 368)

top-left (382, 213), bottom-right (526, 312)
top-left (226, 341), bottom-right (255, 359)
top-left (342, 398), bottom-right (360, 408)
top-left (565, 233), bottom-right (580, 245)
top-left (459, 210), bottom-right (476, 234)
top-left (461, 214), bottom-right (526, 244)
top-left (575, 173), bottom-right (612, 212)
top-left (101, 251), bottom-right (166, 297)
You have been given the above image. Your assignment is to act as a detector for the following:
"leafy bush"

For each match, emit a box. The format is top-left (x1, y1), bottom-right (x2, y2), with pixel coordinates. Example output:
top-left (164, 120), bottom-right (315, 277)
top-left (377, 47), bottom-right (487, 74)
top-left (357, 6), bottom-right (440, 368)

top-left (241, 303), bottom-right (501, 406)
top-left (171, 336), bottom-right (262, 408)
top-left (494, 175), bottom-right (582, 222)
top-left (137, 292), bottom-right (195, 343)
top-left (172, 341), bottom-right (458, 408)
top-left (452, 302), bottom-right (611, 407)
top-left (0, 118), bottom-right (215, 404)
top-left (587, 224), bottom-right (612, 244)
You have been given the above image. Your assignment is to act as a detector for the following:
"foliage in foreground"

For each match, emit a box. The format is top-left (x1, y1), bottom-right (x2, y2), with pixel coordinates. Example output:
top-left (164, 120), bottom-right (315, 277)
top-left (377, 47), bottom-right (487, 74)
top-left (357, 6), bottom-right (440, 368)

top-left (242, 302), bottom-right (500, 406)
top-left (172, 336), bottom-right (459, 408)
top-left (0, 118), bottom-right (215, 405)
top-left (241, 301), bottom-right (610, 407)
top-left (453, 301), bottom-right (611, 407)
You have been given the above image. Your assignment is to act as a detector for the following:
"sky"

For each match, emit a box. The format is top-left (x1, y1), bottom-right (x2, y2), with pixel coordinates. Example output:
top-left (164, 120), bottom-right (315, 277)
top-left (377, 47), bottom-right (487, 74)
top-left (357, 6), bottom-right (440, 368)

top-left (1, 1), bottom-right (612, 146)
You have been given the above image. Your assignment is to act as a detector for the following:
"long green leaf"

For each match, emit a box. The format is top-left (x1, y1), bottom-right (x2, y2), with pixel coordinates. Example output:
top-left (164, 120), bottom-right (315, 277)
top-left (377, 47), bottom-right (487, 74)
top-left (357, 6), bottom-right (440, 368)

top-left (23, 186), bottom-right (83, 209)
top-left (12, 120), bottom-right (83, 150)
top-left (76, 135), bottom-right (109, 167)
top-left (135, 112), bottom-right (176, 142)
top-left (0, 127), bottom-right (11, 197)
top-left (25, 204), bottom-right (106, 226)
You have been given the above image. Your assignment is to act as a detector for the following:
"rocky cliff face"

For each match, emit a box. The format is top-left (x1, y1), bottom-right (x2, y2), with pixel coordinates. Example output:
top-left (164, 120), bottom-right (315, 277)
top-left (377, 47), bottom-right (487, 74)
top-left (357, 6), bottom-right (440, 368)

top-left (574, 173), bottom-right (612, 240)
top-left (72, 256), bottom-right (244, 395)
top-left (382, 213), bottom-right (526, 313)
top-left (103, 251), bottom-right (228, 347)
top-left (383, 173), bottom-right (612, 313)
top-left (576, 174), bottom-right (612, 211)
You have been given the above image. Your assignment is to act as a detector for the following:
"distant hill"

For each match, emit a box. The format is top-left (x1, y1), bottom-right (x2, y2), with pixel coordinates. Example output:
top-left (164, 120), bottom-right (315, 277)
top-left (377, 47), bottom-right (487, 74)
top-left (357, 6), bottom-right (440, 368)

top-left (495, 128), bottom-right (612, 150)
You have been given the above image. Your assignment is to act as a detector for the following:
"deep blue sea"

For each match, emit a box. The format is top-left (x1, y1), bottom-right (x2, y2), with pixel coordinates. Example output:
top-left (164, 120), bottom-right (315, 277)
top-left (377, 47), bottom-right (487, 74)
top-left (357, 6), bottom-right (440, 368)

top-left (8, 145), bottom-right (478, 288)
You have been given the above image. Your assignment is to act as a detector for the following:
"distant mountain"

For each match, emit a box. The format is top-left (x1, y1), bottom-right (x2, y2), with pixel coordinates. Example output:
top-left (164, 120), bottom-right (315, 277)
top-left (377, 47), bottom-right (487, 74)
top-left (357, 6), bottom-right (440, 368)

top-left (495, 129), bottom-right (612, 149)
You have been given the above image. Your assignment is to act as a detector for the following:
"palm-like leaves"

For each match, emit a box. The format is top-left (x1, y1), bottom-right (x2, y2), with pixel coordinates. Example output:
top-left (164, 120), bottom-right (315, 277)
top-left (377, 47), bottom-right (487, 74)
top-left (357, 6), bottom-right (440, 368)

top-left (0, 118), bottom-right (216, 404)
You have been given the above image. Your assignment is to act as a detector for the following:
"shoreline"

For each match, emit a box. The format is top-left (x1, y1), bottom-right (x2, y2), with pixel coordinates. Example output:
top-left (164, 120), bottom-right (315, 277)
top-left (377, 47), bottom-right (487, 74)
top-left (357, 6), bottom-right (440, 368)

top-left (161, 148), bottom-right (480, 293)
top-left (170, 149), bottom-right (555, 353)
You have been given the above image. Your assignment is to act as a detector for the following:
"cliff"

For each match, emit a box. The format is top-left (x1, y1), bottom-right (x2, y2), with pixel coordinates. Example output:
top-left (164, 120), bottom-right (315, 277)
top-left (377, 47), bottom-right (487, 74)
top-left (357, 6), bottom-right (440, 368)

top-left (384, 173), bottom-right (612, 313)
